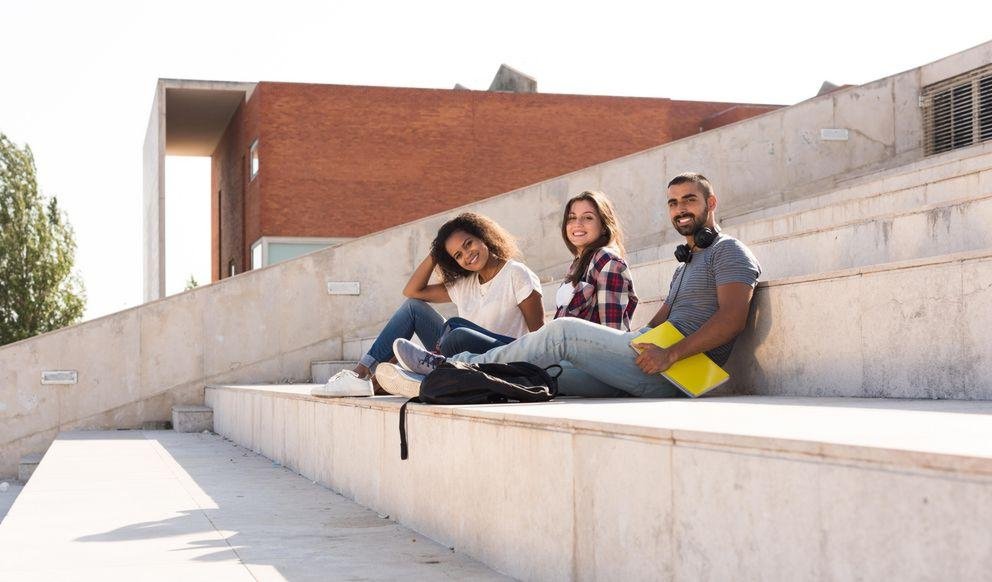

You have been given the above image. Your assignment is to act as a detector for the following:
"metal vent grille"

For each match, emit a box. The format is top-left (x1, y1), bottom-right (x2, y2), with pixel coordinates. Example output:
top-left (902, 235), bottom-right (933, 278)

top-left (922, 64), bottom-right (992, 155)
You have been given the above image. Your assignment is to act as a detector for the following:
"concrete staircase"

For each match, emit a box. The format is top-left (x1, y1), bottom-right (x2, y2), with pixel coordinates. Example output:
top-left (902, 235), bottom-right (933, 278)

top-left (204, 386), bottom-right (992, 581)
top-left (218, 137), bottom-right (992, 579)
top-left (3, 40), bottom-right (992, 581)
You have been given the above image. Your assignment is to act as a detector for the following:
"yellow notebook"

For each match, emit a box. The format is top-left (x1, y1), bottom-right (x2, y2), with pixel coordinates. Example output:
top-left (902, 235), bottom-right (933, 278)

top-left (630, 322), bottom-right (729, 398)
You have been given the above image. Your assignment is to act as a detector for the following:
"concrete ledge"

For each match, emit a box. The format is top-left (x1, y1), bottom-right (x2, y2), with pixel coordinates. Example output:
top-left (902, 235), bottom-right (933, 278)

top-left (17, 453), bottom-right (42, 483)
top-left (171, 404), bottom-right (213, 433)
top-left (206, 385), bottom-right (992, 581)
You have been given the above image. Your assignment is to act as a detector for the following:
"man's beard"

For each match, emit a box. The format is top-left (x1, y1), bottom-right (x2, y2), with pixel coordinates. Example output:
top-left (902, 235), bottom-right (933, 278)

top-left (673, 206), bottom-right (710, 237)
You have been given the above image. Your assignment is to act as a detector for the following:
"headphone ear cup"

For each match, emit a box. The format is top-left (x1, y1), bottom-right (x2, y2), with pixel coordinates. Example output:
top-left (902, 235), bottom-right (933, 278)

top-left (674, 244), bottom-right (692, 263)
top-left (694, 227), bottom-right (718, 249)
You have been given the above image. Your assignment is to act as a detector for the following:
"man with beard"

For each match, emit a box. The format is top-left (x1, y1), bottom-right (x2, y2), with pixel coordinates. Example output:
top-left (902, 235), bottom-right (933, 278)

top-left (379, 172), bottom-right (762, 398)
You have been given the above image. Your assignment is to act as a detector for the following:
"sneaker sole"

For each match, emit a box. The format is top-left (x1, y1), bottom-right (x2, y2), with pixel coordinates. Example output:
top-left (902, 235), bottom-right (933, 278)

top-left (375, 363), bottom-right (424, 398)
top-left (310, 385), bottom-right (373, 398)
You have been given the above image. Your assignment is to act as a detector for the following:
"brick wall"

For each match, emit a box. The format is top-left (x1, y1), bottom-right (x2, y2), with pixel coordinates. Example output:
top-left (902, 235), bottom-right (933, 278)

top-left (211, 93), bottom-right (261, 280)
top-left (213, 82), bottom-right (780, 278)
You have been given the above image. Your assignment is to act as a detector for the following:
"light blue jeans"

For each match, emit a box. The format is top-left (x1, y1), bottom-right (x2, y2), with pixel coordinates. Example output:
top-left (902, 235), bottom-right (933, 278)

top-left (361, 299), bottom-right (514, 369)
top-left (447, 318), bottom-right (682, 398)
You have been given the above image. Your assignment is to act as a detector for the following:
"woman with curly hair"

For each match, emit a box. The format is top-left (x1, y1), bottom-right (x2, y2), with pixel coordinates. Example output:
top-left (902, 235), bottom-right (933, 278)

top-left (313, 212), bottom-right (544, 397)
top-left (555, 190), bottom-right (637, 331)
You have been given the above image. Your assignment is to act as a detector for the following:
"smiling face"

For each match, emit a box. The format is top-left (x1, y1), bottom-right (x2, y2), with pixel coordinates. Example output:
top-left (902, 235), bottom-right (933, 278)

top-left (444, 229), bottom-right (491, 272)
top-left (565, 199), bottom-right (605, 255)
top-left (667, 182), bottom-right (716, 240)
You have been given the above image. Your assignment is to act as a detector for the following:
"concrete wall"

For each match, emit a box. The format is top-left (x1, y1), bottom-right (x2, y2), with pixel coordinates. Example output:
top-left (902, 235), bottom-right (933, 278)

top-left (5, 40), bottom-right (991, 478)
top-left (142, 83), bottom-right (165, 302)
top-left (727, 250), bottom-right (992, 399)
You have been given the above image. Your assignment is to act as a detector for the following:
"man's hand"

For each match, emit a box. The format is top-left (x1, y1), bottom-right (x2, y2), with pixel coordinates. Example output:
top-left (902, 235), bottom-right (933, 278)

top-left (633, 343), bottom-right (679, 375)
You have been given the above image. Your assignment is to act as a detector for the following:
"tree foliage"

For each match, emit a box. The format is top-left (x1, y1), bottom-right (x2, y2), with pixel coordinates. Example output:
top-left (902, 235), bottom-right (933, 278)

top-left (0, 133), bottom-right (85, 345)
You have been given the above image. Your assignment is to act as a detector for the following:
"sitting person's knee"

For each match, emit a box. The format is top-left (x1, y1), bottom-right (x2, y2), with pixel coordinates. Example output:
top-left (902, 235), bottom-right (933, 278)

top-left (402, 297), bottom-right (430, 313)
top-left (438, 327), bottom-right (472, 353)
top-left (444, 316), bottom-right (470, 328)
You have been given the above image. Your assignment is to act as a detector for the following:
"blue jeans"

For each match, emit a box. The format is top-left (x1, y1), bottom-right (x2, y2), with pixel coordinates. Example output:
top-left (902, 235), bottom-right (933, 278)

top-left (440, 317), bottom-right (515, 357)
top-left (447, 318), bottom-right (681, 398)
top-left (361, 300), bottom-right (513, 369)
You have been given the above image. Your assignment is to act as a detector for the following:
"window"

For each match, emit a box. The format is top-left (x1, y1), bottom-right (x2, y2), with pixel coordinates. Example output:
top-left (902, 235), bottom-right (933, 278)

top-left (922, 64), bottom-right (992, 155)
top-left (251, 241), bottom-right (262, 270)
top-left (248, 236), bottom-right (352, 269)
top-left (248, 139), bottom-right (259, 180)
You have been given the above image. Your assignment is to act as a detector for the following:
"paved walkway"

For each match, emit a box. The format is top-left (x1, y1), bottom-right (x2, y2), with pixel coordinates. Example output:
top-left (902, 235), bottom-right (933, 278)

top-left (0, 430), bottom-right (508, 581)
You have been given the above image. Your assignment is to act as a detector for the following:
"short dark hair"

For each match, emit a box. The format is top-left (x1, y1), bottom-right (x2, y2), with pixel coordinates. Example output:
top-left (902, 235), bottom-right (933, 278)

top-left (430, 212), bottom-right (520, 285)
top-left (667, 172), bottom-right (714, 199)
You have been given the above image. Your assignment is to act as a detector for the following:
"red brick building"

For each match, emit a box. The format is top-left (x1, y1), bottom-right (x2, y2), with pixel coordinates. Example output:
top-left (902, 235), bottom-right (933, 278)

top-left (143, 74), bottom-right (780, 295)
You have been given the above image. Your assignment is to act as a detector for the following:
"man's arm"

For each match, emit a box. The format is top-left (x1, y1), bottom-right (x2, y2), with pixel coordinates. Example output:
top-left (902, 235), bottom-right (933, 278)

top-left (646, 302), bottom-right (671, 328)
top-left (633, 282), bottom-right (753, 374)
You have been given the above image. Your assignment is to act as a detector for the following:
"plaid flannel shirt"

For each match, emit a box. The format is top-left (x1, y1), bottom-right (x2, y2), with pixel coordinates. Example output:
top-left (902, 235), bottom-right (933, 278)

top-left (554, 248), bottom-right (637, 331)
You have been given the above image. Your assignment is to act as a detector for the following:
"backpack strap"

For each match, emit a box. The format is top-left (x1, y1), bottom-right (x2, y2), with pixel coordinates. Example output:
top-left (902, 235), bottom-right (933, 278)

top-left (399, 397), bottom-right (420, 460)
top-left (541, 364), bottom-right (563, 397)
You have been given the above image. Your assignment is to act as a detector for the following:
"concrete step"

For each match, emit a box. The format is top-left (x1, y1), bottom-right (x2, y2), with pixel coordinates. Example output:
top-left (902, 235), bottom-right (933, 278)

top-left (537, 146), bottom-right (992, 282)
top-left (310, 360), bottom-right (358, 384)
top-left (731, 138), bottom-right (992, 225)
top-left (627, 143), bottom-right (992, 276)
top-left (206, 385), bottom-right (992, 581)
top-left (343, 336), bottom-right (377, 361)
top-left (621, 250), bottom-right (992, 400)
top-left (171, 404), bottom-right (213, 433)
top-left (17, 453), bottom-right (43, 483)
top-left (0, 430), bottom-right (506, 581)
top-left (542, 191), bottom-right (992, 310)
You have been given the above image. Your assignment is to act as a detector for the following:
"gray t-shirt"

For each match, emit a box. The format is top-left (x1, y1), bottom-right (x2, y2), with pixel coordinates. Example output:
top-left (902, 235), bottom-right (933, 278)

top-left (663, 234), bottom-right (761, 365)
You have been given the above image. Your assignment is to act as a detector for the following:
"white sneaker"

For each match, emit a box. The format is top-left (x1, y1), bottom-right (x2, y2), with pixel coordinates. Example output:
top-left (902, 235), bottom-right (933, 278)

top-left (310, 370), bottom-right (373, 397)
top-left (374, 363), bottom-right (424, 398)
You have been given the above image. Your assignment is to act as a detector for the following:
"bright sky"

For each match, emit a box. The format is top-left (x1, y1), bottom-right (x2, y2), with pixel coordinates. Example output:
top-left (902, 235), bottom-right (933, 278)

top-left (1, 0), bottom-right (990, 320)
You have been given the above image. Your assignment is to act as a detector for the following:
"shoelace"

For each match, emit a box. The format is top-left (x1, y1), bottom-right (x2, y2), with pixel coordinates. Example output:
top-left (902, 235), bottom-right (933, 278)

top-left (418, 352), bottom-right (443, 369)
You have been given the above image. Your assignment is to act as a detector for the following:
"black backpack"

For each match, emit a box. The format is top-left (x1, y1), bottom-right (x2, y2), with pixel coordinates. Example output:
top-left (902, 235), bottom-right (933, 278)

top-left (399, 361), bottom-right (562, 460)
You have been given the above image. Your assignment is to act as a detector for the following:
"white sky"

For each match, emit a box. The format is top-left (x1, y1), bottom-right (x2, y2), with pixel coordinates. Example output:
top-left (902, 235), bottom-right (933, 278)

top-left (1, 0), bottom-right (990, 320)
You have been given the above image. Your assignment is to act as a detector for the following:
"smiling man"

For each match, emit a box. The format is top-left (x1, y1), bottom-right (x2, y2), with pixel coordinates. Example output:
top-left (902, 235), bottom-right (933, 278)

top-left (380, 172), bottom-right (762, 398)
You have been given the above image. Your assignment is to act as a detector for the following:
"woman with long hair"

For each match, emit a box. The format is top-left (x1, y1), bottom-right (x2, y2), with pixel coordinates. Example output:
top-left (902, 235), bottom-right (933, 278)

top-left (554, 190), bottom-right (637, 330)
top-left (313, 212), bottom-right (544, 397)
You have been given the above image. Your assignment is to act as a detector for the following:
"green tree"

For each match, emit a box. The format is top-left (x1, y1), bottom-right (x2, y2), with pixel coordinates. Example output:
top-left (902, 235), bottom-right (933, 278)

top-left (0, 133), bottom-right (85, 346)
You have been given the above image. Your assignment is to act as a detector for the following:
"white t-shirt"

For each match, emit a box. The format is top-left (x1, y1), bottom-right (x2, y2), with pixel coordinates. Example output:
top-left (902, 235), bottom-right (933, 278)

top-left (445, 260), bottom-right (542, 338)
top-left (555, 282), bottom-right (575, 308)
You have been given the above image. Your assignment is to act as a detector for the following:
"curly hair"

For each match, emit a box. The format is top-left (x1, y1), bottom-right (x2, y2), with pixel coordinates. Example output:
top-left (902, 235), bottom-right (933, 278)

top-left (560, 191), bottom-right (626, 285)
top-left (430, 212), bottom-right (521, 285)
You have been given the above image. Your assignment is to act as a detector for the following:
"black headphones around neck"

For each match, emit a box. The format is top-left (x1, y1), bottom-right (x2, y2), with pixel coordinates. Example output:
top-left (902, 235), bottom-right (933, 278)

top-left (674, 227), bottom-right (719, 263)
